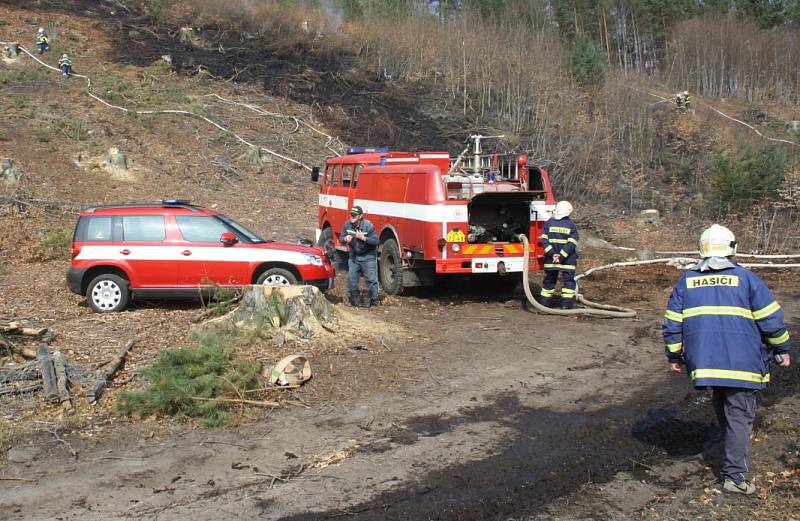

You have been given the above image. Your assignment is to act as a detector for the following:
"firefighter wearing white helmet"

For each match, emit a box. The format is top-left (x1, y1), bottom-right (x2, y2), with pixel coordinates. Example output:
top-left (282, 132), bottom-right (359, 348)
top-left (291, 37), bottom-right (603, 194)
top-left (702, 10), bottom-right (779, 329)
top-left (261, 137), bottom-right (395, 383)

top-left (36, 27), bottom-right (49, 55)
top-left (663, 224), bottom-right (791, 495)
top-left (537, 200), bottom-right (579, 309)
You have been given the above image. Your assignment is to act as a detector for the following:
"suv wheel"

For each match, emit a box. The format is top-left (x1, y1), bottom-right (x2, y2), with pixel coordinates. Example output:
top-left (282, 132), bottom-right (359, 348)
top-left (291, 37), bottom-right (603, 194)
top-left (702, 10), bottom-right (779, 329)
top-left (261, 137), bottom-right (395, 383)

top-left (256, 268), bottom-right (298, 286)
top-left (87, 274), bottom-right (129, 313)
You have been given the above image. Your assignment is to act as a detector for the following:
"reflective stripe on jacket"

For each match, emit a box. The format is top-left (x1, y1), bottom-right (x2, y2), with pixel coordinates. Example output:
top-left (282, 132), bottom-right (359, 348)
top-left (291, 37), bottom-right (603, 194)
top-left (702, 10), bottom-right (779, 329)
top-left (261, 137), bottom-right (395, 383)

top-left (540, 217), bottom-right (578, 271)
top-left (662, 262), bottom-right (791, 390)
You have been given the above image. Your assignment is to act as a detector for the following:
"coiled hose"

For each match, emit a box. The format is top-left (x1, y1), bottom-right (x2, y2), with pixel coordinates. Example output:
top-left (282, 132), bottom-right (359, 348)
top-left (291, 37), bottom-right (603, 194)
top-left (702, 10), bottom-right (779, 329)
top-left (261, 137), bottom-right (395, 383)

top-left (518, 234), bottom-right (637, 318)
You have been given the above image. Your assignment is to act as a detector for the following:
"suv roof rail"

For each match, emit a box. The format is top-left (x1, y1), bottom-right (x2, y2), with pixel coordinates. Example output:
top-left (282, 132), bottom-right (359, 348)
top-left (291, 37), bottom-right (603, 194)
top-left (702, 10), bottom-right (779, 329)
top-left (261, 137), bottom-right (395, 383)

top-left (83, 201), bottom-right (203, 212)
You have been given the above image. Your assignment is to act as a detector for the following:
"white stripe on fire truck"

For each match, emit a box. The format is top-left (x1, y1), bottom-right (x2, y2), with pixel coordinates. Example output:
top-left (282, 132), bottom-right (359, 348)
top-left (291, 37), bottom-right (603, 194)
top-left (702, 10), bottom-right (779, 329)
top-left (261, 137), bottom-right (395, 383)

top-left (318, 194), bottom-right (350, 210)
top-left (74, 245), bottom-right (317, 264)
top-left (385, 157), bottom-right (419, 163)
top-left (353, 199), bottom-right (468, 223)
top-left (419, 153), bottom-right (450, 159)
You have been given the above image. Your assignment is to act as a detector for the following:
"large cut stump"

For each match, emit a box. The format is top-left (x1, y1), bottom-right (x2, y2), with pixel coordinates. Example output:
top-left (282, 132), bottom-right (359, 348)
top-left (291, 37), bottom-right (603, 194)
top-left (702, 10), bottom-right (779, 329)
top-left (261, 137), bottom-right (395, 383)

top-left (211, 285), bottom-right (334, 339)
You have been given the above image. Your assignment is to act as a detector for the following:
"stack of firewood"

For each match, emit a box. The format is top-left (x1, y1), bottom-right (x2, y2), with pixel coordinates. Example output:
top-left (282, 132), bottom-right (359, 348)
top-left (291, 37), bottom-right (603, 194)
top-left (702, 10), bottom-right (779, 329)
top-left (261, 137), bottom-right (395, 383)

top-left (0, 319), bottom-right (133, 405)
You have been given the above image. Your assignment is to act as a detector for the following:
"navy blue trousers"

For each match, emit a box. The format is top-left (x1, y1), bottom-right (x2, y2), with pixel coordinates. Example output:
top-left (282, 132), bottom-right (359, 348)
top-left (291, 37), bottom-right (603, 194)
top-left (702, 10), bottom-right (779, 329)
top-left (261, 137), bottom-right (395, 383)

top-left (347, 255), bottom-right (379, 304)
top-left (538, 269), bottom-right (576, 307)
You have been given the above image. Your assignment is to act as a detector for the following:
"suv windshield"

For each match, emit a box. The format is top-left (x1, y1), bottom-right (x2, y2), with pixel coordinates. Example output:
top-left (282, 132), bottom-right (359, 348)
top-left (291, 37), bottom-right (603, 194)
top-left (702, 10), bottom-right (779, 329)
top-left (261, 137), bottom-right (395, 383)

top-left (216, 215), bottom-right (266, 243)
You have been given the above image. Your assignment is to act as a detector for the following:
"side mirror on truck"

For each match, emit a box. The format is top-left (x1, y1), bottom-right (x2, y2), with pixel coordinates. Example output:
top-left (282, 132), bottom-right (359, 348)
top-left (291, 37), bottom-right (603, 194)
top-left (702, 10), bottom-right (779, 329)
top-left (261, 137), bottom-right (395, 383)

top-left (310, 166), bottom-right (320, 183)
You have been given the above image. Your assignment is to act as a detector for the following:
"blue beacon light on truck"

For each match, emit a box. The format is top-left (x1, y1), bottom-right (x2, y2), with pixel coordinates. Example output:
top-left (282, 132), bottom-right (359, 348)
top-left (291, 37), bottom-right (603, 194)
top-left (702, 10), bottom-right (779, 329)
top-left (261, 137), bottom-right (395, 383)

top-left (346, 147), bottom-right (389, 155)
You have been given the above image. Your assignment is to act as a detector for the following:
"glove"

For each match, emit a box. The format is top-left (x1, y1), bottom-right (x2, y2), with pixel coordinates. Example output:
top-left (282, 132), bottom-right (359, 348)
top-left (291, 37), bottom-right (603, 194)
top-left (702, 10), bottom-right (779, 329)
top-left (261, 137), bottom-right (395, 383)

top-left (552, 254), bottom-right (561, 264)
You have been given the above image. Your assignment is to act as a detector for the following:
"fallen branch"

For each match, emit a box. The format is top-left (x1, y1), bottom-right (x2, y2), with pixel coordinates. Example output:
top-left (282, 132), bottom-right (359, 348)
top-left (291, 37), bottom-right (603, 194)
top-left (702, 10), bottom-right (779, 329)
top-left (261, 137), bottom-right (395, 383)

top-left (87, 340), bottom-right (134, 403)
top-left (46, 428), bottom-right (77, 459)
top-left (191, 396), bottom-right (280, 407)
top-left (0, 383), bottom-right (42, 396)
top-left (0, 477), bottom-right (37, 482)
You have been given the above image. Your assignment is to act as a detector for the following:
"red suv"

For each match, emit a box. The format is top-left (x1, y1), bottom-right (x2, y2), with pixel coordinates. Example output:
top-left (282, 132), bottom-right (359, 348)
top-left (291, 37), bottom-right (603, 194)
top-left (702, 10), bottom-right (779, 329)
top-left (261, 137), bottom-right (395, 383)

top-left (67, 200), bottom-right (335, 312)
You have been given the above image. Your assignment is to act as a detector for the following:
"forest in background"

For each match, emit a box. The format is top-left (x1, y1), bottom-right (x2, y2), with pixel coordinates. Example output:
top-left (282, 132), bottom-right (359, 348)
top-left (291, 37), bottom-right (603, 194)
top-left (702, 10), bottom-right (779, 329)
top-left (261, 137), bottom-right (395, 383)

top-left (140, 0), bottom-right (800, 249)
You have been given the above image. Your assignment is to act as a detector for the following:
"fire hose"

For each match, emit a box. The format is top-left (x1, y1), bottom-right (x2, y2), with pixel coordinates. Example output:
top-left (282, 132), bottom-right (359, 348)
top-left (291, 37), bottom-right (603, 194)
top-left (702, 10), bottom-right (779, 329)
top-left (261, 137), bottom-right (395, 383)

top-left (518, 234), bottom-right (637, 318)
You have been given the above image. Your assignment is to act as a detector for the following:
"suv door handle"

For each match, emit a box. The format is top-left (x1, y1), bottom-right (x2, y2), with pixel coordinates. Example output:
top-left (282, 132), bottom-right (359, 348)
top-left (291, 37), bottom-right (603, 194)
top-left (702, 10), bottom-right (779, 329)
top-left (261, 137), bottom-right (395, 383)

top-left (181, 250), bottom-right (192, 256)
top-left (120, 249), bottom-right (131, 255)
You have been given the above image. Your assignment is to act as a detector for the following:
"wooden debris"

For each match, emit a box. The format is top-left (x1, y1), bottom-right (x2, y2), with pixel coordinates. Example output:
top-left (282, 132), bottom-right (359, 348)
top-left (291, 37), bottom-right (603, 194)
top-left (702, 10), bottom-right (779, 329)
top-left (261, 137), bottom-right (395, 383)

top-left (0, 383), bottom-right (42, 396)
top-left (191, 396), bottom-right (280, 408)
top-left (0, 320), bottom-right (48, 337)
top-left (0, 476), bottom-right (36, 482)
top-left (37, 342), bottom-right (58, 401)
top-left (52, 351), bottom-right (71, 405)
top-left (86, 340), bottom-right (134, 403)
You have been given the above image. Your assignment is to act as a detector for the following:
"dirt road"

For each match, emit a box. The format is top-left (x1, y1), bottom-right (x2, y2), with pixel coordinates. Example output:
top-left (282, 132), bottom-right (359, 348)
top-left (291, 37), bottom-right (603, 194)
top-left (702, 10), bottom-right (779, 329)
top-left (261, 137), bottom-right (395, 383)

top-left (2, 270), bottom-right (797, 520)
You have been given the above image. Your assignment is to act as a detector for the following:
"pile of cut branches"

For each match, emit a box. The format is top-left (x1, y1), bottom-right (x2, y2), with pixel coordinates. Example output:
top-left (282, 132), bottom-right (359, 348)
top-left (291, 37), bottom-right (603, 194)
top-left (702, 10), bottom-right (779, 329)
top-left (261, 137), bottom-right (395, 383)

top-left (114, 330), bottom-right (279, 427)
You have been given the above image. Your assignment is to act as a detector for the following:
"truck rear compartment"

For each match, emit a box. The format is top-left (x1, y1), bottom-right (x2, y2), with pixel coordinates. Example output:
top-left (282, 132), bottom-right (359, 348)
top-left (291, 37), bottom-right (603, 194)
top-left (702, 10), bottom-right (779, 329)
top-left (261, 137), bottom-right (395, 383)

top-left (466, 192), bottom-right (538, 244)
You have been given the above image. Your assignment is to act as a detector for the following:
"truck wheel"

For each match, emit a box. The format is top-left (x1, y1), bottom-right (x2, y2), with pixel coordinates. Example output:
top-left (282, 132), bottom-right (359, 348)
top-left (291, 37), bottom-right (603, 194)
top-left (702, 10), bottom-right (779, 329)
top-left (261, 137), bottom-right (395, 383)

top-left (86, 274), bottom-right (129, 313)
top-left (257, 268), bottom-right (298, 286)
top-left (379, 239), bottom-right (404, 295)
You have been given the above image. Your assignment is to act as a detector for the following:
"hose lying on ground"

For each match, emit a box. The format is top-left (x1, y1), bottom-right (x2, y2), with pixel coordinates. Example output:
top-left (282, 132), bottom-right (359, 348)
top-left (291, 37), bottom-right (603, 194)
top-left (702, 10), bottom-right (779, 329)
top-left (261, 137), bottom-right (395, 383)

top-left (2, 43), bottom-right (315, 170)
top-left (518, 234), bottom-right (638, 318)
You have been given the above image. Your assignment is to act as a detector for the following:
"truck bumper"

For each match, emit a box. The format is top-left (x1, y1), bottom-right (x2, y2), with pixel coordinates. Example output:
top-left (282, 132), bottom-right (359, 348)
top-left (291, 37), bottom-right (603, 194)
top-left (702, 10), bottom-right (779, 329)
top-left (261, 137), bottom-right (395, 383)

top-left (435, 256), bottom-right (537, 274)
top-left (66, 268), bottom-right (85, 294)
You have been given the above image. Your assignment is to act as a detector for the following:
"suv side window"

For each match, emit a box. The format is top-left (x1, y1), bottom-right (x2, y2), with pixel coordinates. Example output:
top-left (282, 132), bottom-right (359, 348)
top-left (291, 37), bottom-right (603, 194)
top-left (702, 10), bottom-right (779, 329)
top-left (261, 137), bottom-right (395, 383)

top-left (176, 215), bottom-right (229, 242)
top-left (122, 216), bottom-right (166, 242)
top-left (85, 216), bottom-right (114, 242)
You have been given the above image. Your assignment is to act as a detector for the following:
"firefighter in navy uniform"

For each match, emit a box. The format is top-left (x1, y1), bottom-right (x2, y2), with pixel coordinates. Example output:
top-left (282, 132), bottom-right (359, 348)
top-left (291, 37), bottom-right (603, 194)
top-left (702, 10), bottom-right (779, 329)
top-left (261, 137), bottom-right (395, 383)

top-left (36, 28), bottom-right (49, 55)
top-left (663, 224), bottom-right (792, 495)
top-left (538, 201), bottom-right (579, 309)
top-left (340, 206), bottom-right (380, 307)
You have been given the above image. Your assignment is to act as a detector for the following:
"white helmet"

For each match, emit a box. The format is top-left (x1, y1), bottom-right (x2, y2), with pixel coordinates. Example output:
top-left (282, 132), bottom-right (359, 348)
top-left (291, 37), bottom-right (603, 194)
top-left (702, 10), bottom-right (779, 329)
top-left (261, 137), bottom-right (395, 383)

top-left (61, 53), bottom-right (68, 58)
top-left (699, 224), bottom-right (737, 258)
top-left (38, 28), bottom-right (45, 32)
top-left (552, 201), bottom-right (573, 219)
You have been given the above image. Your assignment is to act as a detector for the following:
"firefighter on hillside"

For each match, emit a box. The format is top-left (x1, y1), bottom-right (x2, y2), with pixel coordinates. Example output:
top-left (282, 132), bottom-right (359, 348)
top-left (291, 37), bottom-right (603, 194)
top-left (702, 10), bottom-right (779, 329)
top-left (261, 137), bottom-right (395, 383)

top-left (538, 201), bottom-right (578, 309)
top-left (675, 90), bottom-right (691, 112)
top-left (36, 28), bottom-right (49, 55)
top-left (663, 224), bottom-right (791, 495)
top-left (58, 54), bottom-right (72, 78)
top-left (340, 206), bottom-right (380, 307)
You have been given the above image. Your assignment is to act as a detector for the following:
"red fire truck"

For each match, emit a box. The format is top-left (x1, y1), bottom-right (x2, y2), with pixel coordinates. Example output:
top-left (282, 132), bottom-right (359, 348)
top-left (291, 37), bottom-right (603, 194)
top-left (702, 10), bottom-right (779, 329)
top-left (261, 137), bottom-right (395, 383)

top-left (313, 135), bottom-right (555, 294)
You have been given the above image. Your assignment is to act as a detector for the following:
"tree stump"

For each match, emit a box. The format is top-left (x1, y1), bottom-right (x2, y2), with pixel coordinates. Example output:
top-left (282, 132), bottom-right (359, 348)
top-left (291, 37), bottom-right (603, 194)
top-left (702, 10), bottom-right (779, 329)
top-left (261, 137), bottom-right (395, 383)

top-left (210, 285), bottom-right (334, 339)
top-left (3, 43), bottom-right (20, 58)
top-left (0, 158), bottom-right (21, 185)
top-left (104, 147), bottom-right (128, 170)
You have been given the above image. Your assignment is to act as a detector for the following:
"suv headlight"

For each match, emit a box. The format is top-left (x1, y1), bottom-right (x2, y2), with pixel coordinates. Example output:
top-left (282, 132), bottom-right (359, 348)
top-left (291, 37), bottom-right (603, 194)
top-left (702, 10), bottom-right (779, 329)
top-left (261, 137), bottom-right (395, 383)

top-left (302, 253), bottom-right (324, 266)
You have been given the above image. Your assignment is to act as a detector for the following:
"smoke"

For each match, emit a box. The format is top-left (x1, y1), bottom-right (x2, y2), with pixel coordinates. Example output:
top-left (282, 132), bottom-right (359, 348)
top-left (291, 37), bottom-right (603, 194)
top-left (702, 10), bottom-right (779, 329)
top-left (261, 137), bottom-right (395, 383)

top-left (319, 0), bottom-right (345, 32)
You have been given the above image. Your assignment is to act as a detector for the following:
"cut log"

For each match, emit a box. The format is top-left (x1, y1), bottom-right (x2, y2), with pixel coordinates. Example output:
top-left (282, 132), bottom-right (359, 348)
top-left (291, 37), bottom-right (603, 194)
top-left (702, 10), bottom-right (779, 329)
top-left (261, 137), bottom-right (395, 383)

top-left (0, 332), bottom-right (38, 360)
top-left (86, 340), bottom-right (134, 403)
top-left (52, 351), bottom-right (71, 405)
top-left (37, 342), bottom-right (58, 401)
top-left (207, 285), bottom-right (333, 339)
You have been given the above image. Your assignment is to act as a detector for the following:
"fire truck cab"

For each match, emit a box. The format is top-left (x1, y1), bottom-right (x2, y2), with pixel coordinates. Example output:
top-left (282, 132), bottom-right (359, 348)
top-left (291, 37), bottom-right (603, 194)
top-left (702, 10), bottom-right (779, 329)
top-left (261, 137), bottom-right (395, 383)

top-left (314, 136), bottom-right (555, 294)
